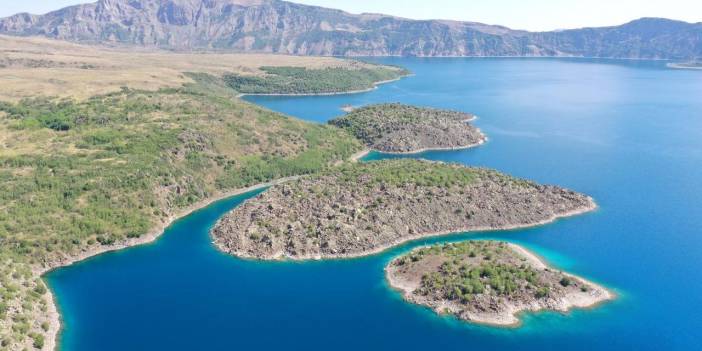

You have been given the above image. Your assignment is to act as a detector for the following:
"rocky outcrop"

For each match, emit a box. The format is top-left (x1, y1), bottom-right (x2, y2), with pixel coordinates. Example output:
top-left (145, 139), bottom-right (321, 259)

top-left (211, 159), bottom-right (596, 260)
top-left (0, 0), bottom-right (700, 59)
top-left (329, 103), bottom-right (486, 153)
top-left (386, 241), bottom-right (613, 326)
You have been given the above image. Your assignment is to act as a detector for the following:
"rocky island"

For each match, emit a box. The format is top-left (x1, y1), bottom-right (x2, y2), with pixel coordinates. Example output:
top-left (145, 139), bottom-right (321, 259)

top-left (211, 159), bottom-right (596, 260)
top-left (386, 241), bottom-right (613, 326)
top-left (329, 104), bottom-right (487, 154)
top-left (668, 61), bottom-right (702, 70)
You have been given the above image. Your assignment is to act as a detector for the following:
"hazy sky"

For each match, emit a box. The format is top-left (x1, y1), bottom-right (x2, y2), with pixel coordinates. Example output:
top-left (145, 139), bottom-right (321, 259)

top-left (1, 0), bottom-right (700, 31)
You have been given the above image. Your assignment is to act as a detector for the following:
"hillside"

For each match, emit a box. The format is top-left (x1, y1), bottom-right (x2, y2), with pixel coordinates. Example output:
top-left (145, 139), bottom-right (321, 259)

top-left (0, 35), bottom-right (405, 101)
top-left (0, 35), bottom-right (408, 350)
top-left (0, 0), bottom-right (700, 59)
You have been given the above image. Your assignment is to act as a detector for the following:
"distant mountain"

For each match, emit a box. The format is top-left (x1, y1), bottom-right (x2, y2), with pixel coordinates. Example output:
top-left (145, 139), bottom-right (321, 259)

top-left (1, 0), bottom-right (700, 59)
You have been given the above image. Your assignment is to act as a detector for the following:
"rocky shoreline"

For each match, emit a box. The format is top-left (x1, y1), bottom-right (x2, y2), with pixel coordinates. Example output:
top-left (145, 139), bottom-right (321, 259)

top-left (385, 241), bottom-right (613, 326)
top-left (211, 159), bottom-right (596, 260)
top-left (329, 103), bottom-right (487, 154)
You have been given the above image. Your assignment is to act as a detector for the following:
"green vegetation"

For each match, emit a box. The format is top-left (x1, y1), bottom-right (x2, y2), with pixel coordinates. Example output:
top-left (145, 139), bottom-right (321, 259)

top-left (330, 103), bottom-right (470, 141)
top-left (330, 159), bottom-right (477, 188)
top-left (394, 241), bottom-right (561, 304)
top-left (560, 277), bottom-right (573, 287)
top-left (310, 159), bottom-right (531, 193)
top-left (0, 82), bottom-right (360, 261)
top-left (328, 103), bottom-right (483, 153)
top-left (0, 75), bottom-right (363, 349)
top-left (224, 65), bottom-right (408, 94)
top-left (277, 159), bottom-right (493, 204)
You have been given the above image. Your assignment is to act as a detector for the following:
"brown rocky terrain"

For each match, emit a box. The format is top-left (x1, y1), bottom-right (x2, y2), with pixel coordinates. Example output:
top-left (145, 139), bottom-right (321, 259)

top-left (211, 159), bottom-right (596, 260)
top-left (329, 103), bottom-right (486, 154)
top-left (386, 241), bottom-right (613, 326)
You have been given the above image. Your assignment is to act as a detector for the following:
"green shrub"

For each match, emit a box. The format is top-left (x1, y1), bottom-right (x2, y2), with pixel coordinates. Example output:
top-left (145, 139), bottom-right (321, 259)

top-left (33, 284), bottom-right (47, 295)
top-left (31, 333), bottom-right (44, 349)
top-left (535, 287), bottom-right (550, 298)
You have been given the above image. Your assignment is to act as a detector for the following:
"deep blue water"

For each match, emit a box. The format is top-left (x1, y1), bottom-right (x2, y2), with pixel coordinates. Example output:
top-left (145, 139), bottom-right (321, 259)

top-left (48, 58), bottom-right (702, 350)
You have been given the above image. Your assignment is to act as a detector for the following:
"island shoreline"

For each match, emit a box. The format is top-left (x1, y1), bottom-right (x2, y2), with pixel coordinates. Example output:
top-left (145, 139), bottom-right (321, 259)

top-left (384, 240), bottom-right (614, 327)
top-left (335, 112), bottom-right (487, 155)
top-left (219, 197), bottom-right (598, 261)
top-left (666, 63), bottom-right (702, 70)
top-left (372, 133), bottom-right (487, 155)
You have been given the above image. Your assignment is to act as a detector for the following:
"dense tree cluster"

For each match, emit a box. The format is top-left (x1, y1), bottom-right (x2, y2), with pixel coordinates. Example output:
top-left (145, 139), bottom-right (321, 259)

top-left (224, 65), bottom-right (407, 94)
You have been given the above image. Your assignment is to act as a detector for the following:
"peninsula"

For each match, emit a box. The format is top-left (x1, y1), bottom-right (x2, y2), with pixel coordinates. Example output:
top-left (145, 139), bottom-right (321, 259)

top-left (329, 104), bottom-right (486, 154)
top-left (225, 64), bottom-right (409, 95)
top-left (386, 241), bottom-right (613, 326)
top-left (0, 35), bottom-right (406, 350)
top-left (667, 61), bottom-right (702, 70)
top-left (212, 159), bottom-right (596, 260)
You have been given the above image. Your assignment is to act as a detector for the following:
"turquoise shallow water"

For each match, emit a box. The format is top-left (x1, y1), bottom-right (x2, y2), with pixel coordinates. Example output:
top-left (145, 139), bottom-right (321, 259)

top-left (49, 58), bottom-right (702, 350)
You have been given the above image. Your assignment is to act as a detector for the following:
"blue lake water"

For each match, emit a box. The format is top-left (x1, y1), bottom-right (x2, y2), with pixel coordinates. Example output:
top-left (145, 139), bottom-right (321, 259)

top-left (48, 58), bottom-right (702, 350)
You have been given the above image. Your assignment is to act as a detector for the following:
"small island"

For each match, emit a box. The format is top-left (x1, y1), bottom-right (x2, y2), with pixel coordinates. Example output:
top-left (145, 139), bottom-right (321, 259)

top-left (329, 103), bottom-right (487, 154)
top-left (386, 241), bottom-right (613, 326)
top-left (212, 159), bottom-right (596, 260)
top-left (667, 61), bottom-right (702, 70)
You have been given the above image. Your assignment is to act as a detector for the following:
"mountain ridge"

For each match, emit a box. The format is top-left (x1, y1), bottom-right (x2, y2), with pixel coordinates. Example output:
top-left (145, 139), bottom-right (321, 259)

top-left (1, 0), bottom-right (700, 59)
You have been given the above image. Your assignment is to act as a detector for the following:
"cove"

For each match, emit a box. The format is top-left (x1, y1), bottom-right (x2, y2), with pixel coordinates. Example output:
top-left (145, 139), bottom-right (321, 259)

top-left (48, 58), bottom-right (702, 350)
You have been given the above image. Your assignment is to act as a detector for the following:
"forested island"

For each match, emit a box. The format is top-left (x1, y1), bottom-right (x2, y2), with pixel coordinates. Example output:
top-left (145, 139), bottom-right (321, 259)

top-left (386, 241), bottom-right (612, 326)
top-left (212, 159), bottom-right (596, 260)
top-left (329, 104), bottom-right (486, 153)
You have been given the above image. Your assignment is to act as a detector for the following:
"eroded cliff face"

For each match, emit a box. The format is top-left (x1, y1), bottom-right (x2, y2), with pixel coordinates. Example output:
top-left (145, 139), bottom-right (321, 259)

top-left (1, 0), bottom-right (701, 59)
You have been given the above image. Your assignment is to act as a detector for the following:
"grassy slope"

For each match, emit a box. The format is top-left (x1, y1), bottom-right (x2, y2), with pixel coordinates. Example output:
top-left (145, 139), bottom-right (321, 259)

top-left (0, 35), bottom-right (377, 102)
top-left (0, 38), bottom-right (410, 348)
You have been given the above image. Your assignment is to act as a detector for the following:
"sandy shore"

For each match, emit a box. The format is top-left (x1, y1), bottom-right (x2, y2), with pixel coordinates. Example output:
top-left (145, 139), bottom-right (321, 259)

top-left (385, 239), bottom-right (614, 327)
top-left (349, 149), bottom-right (371, 162)
top-left (222, 196), bottom-right (598, 261)
top-left (38, 176), bottom-right (299, 351)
